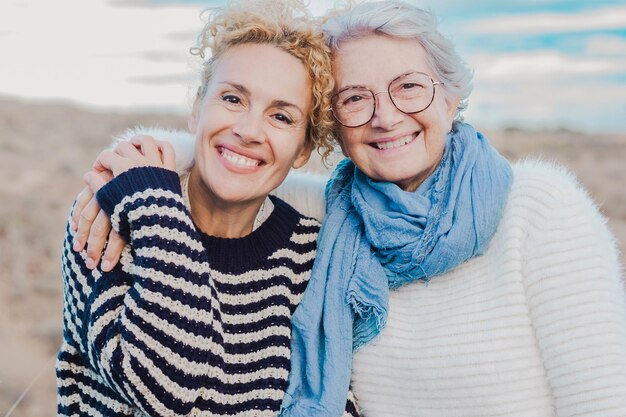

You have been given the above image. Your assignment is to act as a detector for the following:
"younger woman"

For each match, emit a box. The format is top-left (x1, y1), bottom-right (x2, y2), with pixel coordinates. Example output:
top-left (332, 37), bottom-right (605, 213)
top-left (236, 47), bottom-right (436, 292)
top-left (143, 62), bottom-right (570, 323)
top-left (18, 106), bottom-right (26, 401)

top-left (56, 1), bottom-right (359, 416)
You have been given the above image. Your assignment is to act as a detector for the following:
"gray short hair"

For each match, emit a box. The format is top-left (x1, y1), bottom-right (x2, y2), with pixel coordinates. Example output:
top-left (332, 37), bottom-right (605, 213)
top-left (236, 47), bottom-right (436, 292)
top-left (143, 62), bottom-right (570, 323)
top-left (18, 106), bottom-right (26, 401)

top-left (322, 0), bottom-right (473, 120)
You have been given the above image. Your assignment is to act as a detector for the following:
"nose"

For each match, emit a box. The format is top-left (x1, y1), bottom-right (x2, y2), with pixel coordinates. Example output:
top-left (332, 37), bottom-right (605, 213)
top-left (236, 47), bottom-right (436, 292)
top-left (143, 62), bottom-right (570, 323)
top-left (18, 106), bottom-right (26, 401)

top-left (370, 92), bottom-right (403, 130)
top-left (231, 109), bottom-right (267, 144)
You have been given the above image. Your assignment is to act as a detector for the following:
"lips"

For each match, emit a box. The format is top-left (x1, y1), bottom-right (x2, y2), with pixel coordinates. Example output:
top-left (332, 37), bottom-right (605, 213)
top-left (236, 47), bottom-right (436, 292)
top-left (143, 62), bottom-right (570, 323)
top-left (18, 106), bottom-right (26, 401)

top-left (218, 146), bottom-right (262, 167)
top-left (370, 132), bottom-right (419, 150)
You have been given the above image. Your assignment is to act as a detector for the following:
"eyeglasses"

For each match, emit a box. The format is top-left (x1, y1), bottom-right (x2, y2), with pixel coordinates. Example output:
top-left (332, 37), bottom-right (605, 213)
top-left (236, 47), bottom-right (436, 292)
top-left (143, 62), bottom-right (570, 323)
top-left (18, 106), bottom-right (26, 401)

top-left (331, 71), bottom-right (444, 128)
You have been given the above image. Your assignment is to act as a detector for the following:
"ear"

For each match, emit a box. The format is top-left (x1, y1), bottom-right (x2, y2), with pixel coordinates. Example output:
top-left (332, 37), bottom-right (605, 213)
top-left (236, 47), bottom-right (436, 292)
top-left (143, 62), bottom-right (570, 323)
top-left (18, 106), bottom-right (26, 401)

top-left (292, 145), bottom-right (313, 169)
top-left (446, 94), bottom-right (461, 128)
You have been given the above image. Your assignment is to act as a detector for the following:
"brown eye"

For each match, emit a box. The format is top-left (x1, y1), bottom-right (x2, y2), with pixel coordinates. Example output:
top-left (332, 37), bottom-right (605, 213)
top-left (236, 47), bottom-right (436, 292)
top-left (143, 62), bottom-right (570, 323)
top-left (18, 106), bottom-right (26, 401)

top-left (221, 94), bottom-right (241, 104)
top-left (272, 112), bottom-right (294, 125)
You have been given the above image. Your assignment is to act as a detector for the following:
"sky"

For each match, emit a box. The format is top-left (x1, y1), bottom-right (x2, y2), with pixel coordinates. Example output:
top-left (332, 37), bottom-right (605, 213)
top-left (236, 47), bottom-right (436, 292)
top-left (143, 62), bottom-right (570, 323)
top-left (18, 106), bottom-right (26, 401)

top-left (1, 0), bottom-right (625, 133)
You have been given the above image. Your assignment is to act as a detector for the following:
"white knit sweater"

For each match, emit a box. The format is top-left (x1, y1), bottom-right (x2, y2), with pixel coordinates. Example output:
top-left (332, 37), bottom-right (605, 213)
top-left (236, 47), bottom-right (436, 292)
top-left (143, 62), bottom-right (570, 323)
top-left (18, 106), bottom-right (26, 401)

top-left (142, 129), bottom-right (626, 417)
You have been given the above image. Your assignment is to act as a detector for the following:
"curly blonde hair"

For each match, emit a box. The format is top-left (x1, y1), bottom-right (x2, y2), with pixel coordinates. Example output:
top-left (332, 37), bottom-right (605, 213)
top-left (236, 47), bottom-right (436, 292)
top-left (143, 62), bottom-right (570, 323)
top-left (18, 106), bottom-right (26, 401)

top-left (190, 0), bottom-right (335, 160)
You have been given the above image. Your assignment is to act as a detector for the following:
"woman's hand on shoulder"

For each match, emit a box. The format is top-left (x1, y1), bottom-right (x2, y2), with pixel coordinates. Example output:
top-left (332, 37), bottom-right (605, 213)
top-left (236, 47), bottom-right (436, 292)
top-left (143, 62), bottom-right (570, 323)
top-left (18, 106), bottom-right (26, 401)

top-left (71, 135), bottom-right (177, 271)
top-left (95, 135), bottom-right (176, 177)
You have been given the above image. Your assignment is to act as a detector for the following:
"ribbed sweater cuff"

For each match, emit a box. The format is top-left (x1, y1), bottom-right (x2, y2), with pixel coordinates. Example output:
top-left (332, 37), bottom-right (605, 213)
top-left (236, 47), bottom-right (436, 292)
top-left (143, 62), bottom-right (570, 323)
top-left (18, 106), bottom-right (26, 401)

top-left (96, 166), bottom-right (181, 217)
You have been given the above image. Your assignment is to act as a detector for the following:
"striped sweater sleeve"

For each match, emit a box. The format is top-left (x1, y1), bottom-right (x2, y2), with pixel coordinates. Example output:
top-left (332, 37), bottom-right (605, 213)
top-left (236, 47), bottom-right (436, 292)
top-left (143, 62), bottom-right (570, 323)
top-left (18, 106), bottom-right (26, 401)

top-left (58, 208), bottom-right (139, 416)
top-left (521, 166), bottom-right (626, 416)
top-left (76, 166), bottom-right (216, 416)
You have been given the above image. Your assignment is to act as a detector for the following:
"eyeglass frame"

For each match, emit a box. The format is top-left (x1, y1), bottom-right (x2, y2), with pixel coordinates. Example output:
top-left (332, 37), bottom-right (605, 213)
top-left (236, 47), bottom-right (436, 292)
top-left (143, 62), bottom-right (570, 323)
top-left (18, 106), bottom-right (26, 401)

top-left (330, 71), bottom-right (445, 128)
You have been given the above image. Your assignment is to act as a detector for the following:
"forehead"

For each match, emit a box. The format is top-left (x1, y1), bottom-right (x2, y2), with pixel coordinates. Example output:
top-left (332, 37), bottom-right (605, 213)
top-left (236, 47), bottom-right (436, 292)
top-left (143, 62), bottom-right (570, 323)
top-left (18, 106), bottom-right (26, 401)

top-left (332, 34), bottom-right (433, 89)
top-left (211, 43), bottom-right (312, 108)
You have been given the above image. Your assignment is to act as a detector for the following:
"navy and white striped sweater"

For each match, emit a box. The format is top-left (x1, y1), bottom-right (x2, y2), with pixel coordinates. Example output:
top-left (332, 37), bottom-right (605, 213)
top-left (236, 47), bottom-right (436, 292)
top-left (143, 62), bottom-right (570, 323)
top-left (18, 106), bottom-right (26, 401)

top-left (57, 166), bottom-right (360, 417)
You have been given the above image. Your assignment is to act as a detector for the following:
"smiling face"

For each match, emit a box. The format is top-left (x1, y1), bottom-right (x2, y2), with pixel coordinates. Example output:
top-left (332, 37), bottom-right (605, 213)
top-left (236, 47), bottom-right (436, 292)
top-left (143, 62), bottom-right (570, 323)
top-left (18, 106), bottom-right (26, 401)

top-left (333, 34), bottom-right (460, 191)
top-left (188, 43), bottom-right (313, 207)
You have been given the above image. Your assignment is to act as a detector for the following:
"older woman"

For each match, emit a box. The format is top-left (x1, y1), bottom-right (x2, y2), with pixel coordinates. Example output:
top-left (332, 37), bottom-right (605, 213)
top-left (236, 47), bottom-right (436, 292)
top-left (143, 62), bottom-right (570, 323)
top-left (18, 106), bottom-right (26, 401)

top-left (282, 3), bottom-right (626, 417)
top-left (73, 1), bottom-right (626, 417)
top-left (56, 1), bottom-right (362, 416)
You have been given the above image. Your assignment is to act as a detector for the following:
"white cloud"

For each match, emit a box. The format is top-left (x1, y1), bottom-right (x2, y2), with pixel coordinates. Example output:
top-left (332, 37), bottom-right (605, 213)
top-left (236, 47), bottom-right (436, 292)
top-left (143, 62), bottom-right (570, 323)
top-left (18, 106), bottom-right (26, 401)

top-left (465, 5), bottom-right (626, 35)
top-left (0, 0), bottom-right (342, 112)
top-left (465, 55), bottom-right (626, 132)
top-left (0, 0), bottom-right (202, 111)
top-left (469, 50), bottom-right (625, 80)
top-left (584, 34), bottom-right (626, 57)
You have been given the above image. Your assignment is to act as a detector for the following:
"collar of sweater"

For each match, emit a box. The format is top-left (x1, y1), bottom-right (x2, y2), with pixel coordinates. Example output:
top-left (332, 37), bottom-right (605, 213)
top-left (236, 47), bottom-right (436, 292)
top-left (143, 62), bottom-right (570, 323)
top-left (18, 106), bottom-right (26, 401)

top-left (196, 196), bottom-right (303, 273)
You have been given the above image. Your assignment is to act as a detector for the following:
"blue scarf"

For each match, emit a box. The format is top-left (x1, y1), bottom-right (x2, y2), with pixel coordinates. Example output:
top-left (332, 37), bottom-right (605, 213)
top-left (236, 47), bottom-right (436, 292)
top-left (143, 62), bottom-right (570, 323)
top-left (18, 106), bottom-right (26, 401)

top-left (280, 122), bottom-right (513, 417)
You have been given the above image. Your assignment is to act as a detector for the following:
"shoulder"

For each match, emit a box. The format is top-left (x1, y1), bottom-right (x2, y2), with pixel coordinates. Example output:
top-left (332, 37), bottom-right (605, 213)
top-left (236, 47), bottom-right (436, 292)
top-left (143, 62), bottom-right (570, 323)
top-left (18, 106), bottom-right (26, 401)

top-left (509, 158), bottom-right (600, 215)
top-left (512, 158), bottom-right (581, 187)
top-left (272, 171), bottom-right (328, 221)
top-left (270, 195), bottom-right (321, 231)
top-left (503, 158), bottom-right (616, 250)
top-left (506, 159), bottom-right (620, 263)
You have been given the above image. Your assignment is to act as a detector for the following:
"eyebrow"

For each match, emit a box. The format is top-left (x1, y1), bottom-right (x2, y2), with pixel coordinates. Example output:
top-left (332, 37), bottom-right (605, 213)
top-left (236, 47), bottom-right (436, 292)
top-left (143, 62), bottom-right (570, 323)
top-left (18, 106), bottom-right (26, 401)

top-left (219, 81), bottom-right (250, 96)
top-left (336, 71), bottom-right (424, 93)
top-left (336, 83), bottom-right (367, 93)
top-left (218, 81), bottom-right (305, 115)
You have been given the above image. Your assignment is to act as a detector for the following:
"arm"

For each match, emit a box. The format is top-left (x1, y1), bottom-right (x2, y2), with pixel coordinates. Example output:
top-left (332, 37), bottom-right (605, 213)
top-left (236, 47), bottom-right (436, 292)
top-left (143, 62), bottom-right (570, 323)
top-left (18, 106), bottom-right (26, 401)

top-left (521, 166), bottom-right (626, 416)
top-left (73, 131), bottom-right (330, 270)
top-left (63, 140), bottom-right (223, 416)
top-left (68, 166), bottom-right (218, 416)
top-left (58, 203), bottom-right (138, 416)
top-left (71, 127), bottom-right (195, 270)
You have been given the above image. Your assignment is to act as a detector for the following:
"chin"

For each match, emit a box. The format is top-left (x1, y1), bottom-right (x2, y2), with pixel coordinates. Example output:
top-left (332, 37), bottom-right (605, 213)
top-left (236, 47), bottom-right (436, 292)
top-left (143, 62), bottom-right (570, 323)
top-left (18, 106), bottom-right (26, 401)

top-left (387, 171), bottom-right (428, 191)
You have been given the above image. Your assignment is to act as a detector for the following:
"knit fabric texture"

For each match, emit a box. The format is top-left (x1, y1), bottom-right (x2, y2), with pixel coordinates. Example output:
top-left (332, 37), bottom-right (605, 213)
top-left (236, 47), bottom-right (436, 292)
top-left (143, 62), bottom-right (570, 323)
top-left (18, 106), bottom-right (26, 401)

top-left (56, 166), bottom-right (360, 417)
top-left (349, 160), bottom-right (626, 417)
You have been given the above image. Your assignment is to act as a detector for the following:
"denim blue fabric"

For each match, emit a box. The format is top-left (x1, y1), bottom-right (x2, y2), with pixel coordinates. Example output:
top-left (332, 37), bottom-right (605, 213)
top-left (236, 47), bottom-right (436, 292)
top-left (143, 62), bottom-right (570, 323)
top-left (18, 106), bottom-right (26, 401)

top-left (280, 122), bottom-right (513, 417)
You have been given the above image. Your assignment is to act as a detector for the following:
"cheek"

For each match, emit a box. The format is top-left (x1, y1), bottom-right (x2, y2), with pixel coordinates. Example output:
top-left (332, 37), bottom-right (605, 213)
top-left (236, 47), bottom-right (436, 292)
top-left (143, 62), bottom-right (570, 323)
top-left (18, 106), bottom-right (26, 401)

top-left (422, 100), bottom-right (453, 133)
top-left (195, 130), bottom-right (211, 155)
top-left (272, 131), bottom-right (307, 165)
top-left (197, 102), bottom-right (230, 134)
top-left (439, 97), bottom-right (457, 131)
top-left (337, 127), bottom-right (363, 157)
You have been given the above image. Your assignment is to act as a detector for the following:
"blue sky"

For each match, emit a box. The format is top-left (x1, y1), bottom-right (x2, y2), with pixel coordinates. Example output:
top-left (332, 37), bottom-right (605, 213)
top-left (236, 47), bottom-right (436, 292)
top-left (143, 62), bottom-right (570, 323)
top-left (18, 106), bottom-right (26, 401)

top-left (1, 0), bottom-right (625, 132)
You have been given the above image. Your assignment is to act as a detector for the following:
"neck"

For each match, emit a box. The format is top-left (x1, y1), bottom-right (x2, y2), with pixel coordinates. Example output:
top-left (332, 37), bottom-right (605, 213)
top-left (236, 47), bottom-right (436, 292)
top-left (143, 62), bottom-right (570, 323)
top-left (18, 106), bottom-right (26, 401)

top-left (395, 162), bottom-right (439, 192)
top-left (187, 167), bottom-right (265, 238)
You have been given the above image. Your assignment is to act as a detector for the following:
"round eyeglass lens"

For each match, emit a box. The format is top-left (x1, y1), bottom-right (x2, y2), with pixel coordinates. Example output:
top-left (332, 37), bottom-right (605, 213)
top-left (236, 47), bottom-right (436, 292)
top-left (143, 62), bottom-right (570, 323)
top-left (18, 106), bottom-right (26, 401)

top-left (331, 72), bottom-right (439, 127)
top-left (331, 87), bottom-right (375, 128)
top-left (389, 72), bottom-right (436, 114)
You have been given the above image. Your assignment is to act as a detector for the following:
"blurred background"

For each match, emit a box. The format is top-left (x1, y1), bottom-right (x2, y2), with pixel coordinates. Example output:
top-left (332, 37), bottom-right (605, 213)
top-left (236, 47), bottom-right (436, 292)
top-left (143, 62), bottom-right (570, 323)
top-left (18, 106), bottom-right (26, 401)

top-left (1, 0), bottom-right (625, 415)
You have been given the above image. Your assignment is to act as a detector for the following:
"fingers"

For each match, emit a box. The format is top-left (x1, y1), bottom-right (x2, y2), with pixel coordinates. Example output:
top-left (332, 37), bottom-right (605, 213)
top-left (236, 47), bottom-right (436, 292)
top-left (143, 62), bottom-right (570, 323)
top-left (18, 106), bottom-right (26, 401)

top-left (107, 135), bottom-right (175, 173)
top-left (83, 170), bottom-right (111, 195)
top-left (71, 186), bottom-right (94, 232)
top-left (114, 140), bottom-right (143, 158)
top-left (101, 230), bottom-right (125, 272)
top-left (84, 209), bottom-right (112, 269)
top-left (73, 194), bottom-right (101, 253)
top-left (93, 150), bottom-right (117, 175)
top-left (157, 140), bottom-right (177, 171)
top-left (131, 135), bottom-right (161, 164)
top-left (93, 149), bottom-right (132, 177)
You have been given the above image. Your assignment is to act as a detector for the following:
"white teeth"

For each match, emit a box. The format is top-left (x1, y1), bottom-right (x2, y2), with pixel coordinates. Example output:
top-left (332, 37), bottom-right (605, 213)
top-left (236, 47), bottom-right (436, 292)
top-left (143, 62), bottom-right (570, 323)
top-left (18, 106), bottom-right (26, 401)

top-left (375, 134), bottom-right (415, 150)
top-left (221, 148), bottom-right (260, 167)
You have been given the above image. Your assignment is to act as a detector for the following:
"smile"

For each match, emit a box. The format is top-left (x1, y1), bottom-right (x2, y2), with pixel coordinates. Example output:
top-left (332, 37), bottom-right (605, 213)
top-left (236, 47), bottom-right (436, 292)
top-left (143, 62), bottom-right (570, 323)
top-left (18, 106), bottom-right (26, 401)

top-left (219, 147), bottom-right (262, 167)
top-left (372, 133), bottom-right (418, 150)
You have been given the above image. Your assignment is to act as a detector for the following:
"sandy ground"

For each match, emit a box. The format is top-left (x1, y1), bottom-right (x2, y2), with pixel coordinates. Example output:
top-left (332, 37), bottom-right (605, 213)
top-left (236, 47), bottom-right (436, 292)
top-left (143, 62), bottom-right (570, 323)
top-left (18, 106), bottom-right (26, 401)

top-left (0, 96), bottom-right (624, 416)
